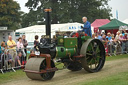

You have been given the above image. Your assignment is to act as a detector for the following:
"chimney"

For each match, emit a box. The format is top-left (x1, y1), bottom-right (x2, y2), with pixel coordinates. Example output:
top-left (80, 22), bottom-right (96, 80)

top-left (44, 9), bottom-right (52, 43)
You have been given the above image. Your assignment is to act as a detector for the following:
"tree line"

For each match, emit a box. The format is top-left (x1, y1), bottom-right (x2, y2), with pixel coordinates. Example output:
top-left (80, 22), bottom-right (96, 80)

top-left (0, 0), bottom-right (112, 29)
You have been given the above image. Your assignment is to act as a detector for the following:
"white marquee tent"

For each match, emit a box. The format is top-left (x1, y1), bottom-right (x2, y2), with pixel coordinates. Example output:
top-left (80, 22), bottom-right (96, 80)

top-left (16, 22), bottom-right (85, 42)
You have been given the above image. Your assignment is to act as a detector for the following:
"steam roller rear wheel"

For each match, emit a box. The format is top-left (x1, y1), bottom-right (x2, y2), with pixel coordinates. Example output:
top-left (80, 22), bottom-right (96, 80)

top-left (25, 58), bottom-right (55, 80)
top-left (80, 39), bottom-right (105, 73)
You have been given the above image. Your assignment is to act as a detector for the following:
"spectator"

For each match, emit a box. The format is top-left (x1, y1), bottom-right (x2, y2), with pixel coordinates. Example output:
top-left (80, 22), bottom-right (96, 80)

top-left (101, 32), bottom-right (105, 36)
top-left (0, 46), bottom-right (1, 55)
top-left (17, 37), bottom-right (26, 57)
top-left (115, 31), bottom-right (121, 54)
top-left (101, 35), bottom-right (106, 42)
top-left (1, 40), bottom-right (6, 48)
top-left (15, 52), bottom-right (24, 67)
top-left (7, 35), bottom-right (17, 67)
top-left (34, 35), bottom-right (39, 51)
top-left (22, 35), bottom-right (28, 61)
top-left (92, 34), bottom-right (95, 39)
top-left (111, 33), bottom-right (115, 38)
top-left (101, 35), bottom-right (107, 53)
top-left (119, 34), bottom-right (125, 53)
top-left (1, 50), bottom-right (13, 67)
top-left (40, 35), bottom-right (47, 46)
top-left (95, 33), bottom-right (98, 39)
top-left (106, 38), bottom-right (111, 55)
top-left (122, 33), bottom-right (128, 53)
top-left (97, 33), bottom-right (102, 40)
top-left (106, 32), bottom-right (112, 41)
top-left (122, 29), bottom-right (126, 36)
top-left (110, 37), bottom-right (116, 53)
top-left (115, 31), bottom-right (120, 41)
top-left (1, 40), bottom-right (7, 53)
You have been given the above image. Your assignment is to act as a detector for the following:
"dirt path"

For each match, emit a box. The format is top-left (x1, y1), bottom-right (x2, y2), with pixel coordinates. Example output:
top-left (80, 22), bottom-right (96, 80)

top-left (2, 58), bottom-right (128, 85)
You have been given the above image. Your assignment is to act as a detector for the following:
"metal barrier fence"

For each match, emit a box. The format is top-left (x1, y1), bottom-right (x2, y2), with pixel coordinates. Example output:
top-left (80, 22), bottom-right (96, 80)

top-left (0, 48), bottom-right (29, 74)
top-left (106, 41), bottom-right (128, 56)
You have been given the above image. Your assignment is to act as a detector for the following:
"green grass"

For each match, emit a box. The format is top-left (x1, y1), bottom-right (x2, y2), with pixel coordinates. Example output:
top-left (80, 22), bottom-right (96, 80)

top-left (0, 54), bottom-right (128, 84)
top-left (78, 71), bottom-right (128, 85)
top-left (106, 54), bottom-right (128, 61)
top-left (0, 70), bottom-right (25, 84)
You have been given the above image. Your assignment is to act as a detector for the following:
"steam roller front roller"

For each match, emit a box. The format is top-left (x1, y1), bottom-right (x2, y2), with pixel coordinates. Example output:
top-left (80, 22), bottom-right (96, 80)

top-left (80, 39), bottom-right (105, 73)
top-left (25, 58), bottom-right (55, 80)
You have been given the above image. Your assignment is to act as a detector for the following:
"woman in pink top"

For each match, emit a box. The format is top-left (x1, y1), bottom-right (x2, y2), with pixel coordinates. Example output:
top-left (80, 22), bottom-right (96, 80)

top-left (17, 37), bottom-right (26, 57)
top-left (119, 34), bottom-right (124, 42)
top-left (17, 37), bottom-right (24, 49)
top-left (119, 34), bottom-right (125, 53)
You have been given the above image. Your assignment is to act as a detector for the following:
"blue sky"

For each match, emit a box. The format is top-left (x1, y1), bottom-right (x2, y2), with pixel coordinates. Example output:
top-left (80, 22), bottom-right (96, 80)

top-left (14, 0), bottom-right (128, 21)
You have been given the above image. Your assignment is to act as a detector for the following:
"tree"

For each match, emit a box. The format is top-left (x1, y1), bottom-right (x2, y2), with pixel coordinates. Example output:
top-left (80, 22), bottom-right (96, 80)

top-left (0, 0), bottom-right (21, 30)
top-left (22, 0), bottom-right (112, 27)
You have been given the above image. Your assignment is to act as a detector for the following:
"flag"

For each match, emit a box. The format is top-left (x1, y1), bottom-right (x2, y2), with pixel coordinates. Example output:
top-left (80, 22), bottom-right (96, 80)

top-left (116, 10), bottom-right (118, 19)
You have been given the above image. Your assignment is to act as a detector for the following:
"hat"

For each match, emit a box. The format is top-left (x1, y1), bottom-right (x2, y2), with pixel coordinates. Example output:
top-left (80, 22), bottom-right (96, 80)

top-left (125, 33), bottom-right (127, 35)
top-left (120, 34), bottom-right (122, 36)
top-left (107, 32), bottom-right (111, 35)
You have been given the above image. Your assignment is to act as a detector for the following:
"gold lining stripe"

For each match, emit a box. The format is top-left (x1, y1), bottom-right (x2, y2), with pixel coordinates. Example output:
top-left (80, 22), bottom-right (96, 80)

top-left (74, 48), bottom-right (76, 53)
top-left (66, 48), bottom-right (68, 56)
top-left (55, 47), bottom-right (58, 58)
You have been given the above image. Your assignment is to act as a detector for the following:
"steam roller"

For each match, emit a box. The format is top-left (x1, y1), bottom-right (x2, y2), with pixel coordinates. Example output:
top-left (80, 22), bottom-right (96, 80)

top-left (25, 53), bottom-right (57, 80)
top-left (24, 9), bottom-right (106, 81)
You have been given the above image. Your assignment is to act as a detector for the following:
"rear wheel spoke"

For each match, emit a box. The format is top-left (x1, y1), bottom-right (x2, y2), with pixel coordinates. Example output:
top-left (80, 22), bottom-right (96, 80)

top-left (90, 43), bottom-right (94, 52)
top-left (97, 56), bottom-right (102, 59)
top-left (94, 59), bottom-right (98, 68)
top-left (88, 58), bottom-right (93, 65)
top-left (86, 53), bottom-right (93, 56)
top-left (86, 56), bottom-right (90, 60)
top-left (96, 45), bottom-right (101, 53)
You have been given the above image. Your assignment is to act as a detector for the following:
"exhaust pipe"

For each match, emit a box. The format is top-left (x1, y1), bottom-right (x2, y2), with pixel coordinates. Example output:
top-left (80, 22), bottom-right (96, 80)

top-left (44, 9), bottom-right (52, 44)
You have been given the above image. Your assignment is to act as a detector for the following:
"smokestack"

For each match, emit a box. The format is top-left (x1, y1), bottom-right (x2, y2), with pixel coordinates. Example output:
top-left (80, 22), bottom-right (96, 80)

top-left (44, 9), bottom-right (52, 43)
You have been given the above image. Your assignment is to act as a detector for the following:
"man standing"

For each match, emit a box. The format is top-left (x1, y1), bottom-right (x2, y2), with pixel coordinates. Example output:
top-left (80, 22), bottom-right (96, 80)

top-left (7, 35), bottom-right (17, 67)
top-left (81, 17), bottom-right (92, 37)
top-left (22, 35), bottom-right (28, 61)
top-left (97, 33), bottom-right (102, 40)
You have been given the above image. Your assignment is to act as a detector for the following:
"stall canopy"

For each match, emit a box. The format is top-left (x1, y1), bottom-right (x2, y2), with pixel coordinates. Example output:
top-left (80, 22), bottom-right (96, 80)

top-left (99, 19), bottom-right (128, 30)
top-left (91, 19), bottom-right (110, 33)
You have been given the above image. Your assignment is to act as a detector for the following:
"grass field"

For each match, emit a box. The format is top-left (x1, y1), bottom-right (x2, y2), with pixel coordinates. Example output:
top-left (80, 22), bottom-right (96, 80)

top-left (0, 54), bottom-right (128, 84)
top-left (78, 71), bottom-right (128, 85)
top-left (106, 54), bottom-right (128, 61)
top-left (0, 70), bottom-right (25, 84)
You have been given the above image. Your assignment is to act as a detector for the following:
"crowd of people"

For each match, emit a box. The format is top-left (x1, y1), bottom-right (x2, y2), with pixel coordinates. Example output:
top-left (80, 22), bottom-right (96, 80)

top-left (92, 29), bottom-right (128, 55)
top-left (0, 35), bottom-right (28, 69)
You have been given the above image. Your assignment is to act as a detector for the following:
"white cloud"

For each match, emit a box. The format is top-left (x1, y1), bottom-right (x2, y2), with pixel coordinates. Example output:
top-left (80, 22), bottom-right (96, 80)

top-left (14, 0), bottom-right (29, 13)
